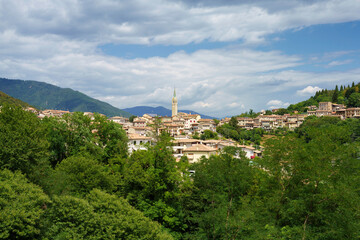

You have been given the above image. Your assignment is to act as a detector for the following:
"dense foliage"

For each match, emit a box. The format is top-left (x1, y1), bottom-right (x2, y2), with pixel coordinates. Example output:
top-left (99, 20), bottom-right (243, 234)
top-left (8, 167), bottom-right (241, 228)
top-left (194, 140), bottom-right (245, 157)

top-left (1, 104), bottom-right (359, 239)
top-left (216, 118), bottom-right (264, 145)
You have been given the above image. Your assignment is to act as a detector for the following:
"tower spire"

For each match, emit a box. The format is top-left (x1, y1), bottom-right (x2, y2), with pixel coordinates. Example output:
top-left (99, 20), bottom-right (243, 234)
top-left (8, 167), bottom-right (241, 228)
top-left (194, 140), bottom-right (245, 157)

top-left (172, 87), bottom-right (178, 117)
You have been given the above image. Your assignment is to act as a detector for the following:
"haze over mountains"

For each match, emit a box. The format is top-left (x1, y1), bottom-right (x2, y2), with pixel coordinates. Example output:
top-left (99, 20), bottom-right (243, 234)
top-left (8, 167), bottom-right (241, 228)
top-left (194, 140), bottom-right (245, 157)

top-left (0, 78), bottom-right (215, 118)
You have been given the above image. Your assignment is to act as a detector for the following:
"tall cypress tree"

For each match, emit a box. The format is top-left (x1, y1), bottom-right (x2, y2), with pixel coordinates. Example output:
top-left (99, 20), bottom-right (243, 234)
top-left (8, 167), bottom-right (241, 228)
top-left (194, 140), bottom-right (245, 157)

top-left (332, 85), bottom-right (339, 103)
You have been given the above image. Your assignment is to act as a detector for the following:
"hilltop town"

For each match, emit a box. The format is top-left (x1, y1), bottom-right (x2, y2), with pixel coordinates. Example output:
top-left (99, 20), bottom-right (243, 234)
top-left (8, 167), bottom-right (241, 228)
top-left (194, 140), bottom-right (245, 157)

top-left (23, 87), bottom-right (360, 163)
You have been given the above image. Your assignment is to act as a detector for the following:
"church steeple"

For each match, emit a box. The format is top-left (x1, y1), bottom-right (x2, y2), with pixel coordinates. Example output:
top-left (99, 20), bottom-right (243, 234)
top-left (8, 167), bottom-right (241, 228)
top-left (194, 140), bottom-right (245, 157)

top-left (172, 88), bottom-right (178, 117)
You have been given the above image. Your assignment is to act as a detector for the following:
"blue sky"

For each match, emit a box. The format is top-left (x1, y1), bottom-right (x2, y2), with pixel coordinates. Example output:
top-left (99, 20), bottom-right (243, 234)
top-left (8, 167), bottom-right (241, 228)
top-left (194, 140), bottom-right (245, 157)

top-left (1, 0), bottom-right (360, 117)
top-left (100, 21), bottom-right (360, 74)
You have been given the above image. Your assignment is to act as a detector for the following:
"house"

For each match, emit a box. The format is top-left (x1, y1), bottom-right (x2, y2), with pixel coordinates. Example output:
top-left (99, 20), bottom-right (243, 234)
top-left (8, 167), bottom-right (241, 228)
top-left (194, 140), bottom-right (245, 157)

top-left (184, 118), bottom-right (198, 129)
top-left (315, 110), bottom-right (332, 117)
top-left (237, 145), bottom-right (256, 159)
top-left (127, 133), bottom-right (152, 154)
top-left (345, 108), bottom-right (360, 118)
top-left (198, 119), bottom-right (216, 132)
top-left (133, 119), bottom-right (147, 127)
top-left (126, 126), bottom-right (152, 136)
top-left (109, 116), bottom-right (130, 126)
top-left (172, 139), bottom-right (203, 158)
top-left (318, 102), bottom-right (332, 111)
top-left (164, 123), bottom-right (183, 136)
top-left (40, 109), bottom-right (71, 118)
top-left (183, 144), bottom-right (217, 163)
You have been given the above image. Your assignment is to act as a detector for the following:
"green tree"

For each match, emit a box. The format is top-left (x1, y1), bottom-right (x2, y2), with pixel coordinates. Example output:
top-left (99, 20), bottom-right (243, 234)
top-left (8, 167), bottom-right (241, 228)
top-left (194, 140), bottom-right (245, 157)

top-left (91, 113), bottom-right (128, 163)
top-left (200, 129), bottom-right (218, 140)
top-left (345, 87), bottom-right (355, 99)
top-left (51, 155), bottom-right (116, 196)
top-left (42, 189), bottom-right (173, 240)
top-left (274, 108), bottom-right (288, 115)
top-left (190, 148), bottom-right (259, 239)
top-left (129, 115), bottom-right (136, 122)
top-left (43, 112), bottom-right (128, 166)
top-left (259, 122), bottom-right (360, 239)
top-left (332, 85), bottom-right (339, 103)
top-left (0, 105), bottom-right (50, 180)
top-left (347, 92), bottom-right (360, 107)
top-left (119, 132), bottom-right (189, 236)
top-left (0, 169), bottom-right (50, 239)
top-left (43, 112), bottom-right (102, 164)
top-left (229, 116), bottom-right (238, 128)
top-left (264, 110), bottom-right (273, 115)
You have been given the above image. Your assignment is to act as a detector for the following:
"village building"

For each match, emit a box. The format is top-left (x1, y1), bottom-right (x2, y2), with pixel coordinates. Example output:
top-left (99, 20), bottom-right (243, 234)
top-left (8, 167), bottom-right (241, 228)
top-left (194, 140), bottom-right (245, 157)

top-left (198, 119), bottom-right (216, 133)
top-left (345, 108), bottom-right (360, 118)
top-left (183, 144), bottom-right (217, 163)
top-left (127, 133), bottom-right (152, 154)
top-left (40, 109), bottom-right (71, 118)
top-left (133, 118), bottom-right (147, 128)
top-left (108, 116), bottom-right (130, 126)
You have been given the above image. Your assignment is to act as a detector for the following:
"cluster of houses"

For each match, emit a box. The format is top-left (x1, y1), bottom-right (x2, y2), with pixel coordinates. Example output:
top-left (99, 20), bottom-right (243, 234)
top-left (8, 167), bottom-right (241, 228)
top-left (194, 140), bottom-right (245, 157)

top-left (306, 102), bottom-right (360, 119)
top-left (108, 113), bottom-right (262, 161)
top-left (24, 100), bottom-right (359, 163)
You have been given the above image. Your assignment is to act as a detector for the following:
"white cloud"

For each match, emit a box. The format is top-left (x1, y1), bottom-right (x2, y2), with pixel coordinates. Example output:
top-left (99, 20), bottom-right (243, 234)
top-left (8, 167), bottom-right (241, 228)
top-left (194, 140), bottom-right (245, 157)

top-left (297, 86), bottom-right (322, 96)
top-left (266, 100), bottom-right (290, 109)
top-left (0, 1), bottom-right (360, 117)
top-left (328, 59), bottom-right (353, 66)
top-left (1, 0), bottom-right (360, 46)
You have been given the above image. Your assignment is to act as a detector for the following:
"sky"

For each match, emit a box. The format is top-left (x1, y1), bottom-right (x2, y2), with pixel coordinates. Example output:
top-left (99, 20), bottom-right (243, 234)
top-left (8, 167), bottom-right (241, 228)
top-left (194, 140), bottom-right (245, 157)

top-left (1, 0), bottom-right (360, 118)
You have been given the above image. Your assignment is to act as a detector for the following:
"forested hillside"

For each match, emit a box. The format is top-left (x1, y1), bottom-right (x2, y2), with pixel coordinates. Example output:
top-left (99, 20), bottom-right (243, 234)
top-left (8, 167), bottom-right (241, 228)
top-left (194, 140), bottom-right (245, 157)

top-left (0, 90), bottom-right (32, 108)
top-left (0, 104), bottom-right (359, 239)
top-left (273, 82), bottom-right (360, 114)
top-left (0, 78), bottom-right (132, 117)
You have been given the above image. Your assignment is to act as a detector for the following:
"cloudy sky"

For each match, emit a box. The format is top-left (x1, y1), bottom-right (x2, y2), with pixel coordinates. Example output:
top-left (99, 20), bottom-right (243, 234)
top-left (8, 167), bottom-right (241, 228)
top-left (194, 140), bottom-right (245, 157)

top-left (1, 0), bottom-right (360, 117)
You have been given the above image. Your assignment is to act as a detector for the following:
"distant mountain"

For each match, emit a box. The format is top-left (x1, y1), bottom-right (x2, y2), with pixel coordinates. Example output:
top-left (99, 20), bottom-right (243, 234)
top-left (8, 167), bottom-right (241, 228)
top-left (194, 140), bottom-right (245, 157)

top-left (0, 90), bottom-right (33, 108)
top-left (122, 106), bottom-right (217, 119)
top-left (0, 78), bottom-right (132, 117)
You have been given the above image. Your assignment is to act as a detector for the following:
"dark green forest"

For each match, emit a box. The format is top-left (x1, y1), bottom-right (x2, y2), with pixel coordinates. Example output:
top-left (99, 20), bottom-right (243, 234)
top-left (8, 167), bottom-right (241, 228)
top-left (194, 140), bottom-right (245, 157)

top-left (0, 104), bottom-right (360, 239)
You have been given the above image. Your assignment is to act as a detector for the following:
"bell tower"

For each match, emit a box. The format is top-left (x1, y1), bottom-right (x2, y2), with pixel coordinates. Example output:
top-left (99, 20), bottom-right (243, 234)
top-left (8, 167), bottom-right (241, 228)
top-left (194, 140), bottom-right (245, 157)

top-left (172, 88), bottom-right (178, 117)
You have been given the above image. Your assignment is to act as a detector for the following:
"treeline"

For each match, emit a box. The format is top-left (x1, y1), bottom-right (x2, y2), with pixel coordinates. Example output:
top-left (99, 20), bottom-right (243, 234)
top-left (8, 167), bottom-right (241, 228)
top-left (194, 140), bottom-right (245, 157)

top-left (216, 117), bottom-right (265, 145)
top-left (1, 104), bottom-right (360, 239)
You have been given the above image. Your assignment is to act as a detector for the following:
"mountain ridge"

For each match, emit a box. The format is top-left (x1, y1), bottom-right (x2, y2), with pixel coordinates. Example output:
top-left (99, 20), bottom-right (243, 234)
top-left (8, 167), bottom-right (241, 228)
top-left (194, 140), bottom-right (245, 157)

top-left (0, 78), bottom-right (132, 117)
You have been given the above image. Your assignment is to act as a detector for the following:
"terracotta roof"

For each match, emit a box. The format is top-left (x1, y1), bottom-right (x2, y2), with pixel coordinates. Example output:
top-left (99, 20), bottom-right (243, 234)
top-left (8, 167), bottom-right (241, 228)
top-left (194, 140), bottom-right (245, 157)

top-left (128, 133), bottom-right (152, 140)
top-left (198, 119), bottom-right (214, 122)
top-left (203, 140), bottom-right (221, 144)
top-left (183, 144), bottom-right (217, 152)
top-left (173, 139), bottom-right (202, 144)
